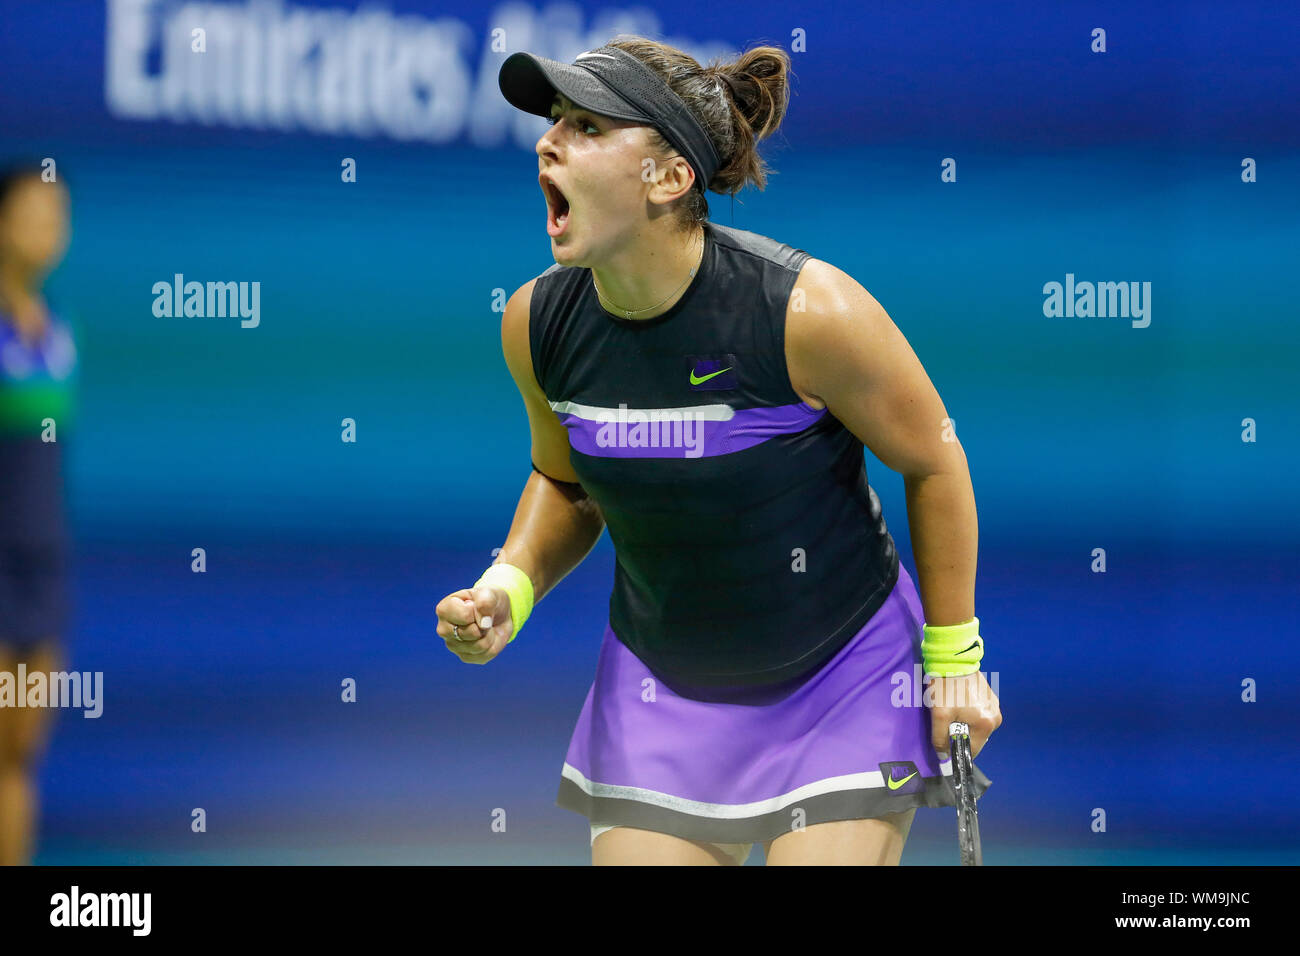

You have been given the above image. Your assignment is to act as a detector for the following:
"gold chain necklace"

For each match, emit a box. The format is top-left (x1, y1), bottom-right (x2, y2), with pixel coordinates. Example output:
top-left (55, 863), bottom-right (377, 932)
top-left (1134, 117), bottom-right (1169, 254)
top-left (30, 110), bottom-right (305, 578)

top-left (595, 228), bottom-right (703, 319)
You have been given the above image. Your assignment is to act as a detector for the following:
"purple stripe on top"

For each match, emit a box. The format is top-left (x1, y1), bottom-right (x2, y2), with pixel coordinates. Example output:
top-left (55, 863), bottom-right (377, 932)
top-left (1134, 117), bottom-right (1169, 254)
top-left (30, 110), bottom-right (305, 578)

top-left (554, 401), bottom-right (827, 459)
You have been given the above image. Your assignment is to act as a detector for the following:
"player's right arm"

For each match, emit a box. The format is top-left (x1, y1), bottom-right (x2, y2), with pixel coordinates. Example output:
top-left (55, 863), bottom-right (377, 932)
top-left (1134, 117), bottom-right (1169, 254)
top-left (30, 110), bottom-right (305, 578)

top-left (435, 279), bottom-right (606, 663)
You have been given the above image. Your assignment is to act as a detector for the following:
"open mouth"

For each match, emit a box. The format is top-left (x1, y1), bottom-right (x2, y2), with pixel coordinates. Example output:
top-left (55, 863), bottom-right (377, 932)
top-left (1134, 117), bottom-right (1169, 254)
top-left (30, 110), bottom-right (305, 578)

top-left (540, 174), bottom-right (571, 237)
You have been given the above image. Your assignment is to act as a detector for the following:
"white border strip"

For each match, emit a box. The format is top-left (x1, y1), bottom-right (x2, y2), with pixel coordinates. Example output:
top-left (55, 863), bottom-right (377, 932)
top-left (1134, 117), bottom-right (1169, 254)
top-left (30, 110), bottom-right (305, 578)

top-left (562, 760), bottom-right (953, 820)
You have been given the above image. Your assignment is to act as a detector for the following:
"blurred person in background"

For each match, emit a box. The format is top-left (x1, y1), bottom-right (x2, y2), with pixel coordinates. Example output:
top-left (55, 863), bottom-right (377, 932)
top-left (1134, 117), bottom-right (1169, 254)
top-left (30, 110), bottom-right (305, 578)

top-left (0, 164), bottom-right (77, 866)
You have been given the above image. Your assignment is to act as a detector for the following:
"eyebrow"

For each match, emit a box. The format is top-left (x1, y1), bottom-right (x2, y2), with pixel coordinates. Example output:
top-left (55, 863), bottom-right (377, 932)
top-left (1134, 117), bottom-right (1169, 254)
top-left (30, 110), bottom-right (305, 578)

top-left (550, 95), bottom-right (601, 120)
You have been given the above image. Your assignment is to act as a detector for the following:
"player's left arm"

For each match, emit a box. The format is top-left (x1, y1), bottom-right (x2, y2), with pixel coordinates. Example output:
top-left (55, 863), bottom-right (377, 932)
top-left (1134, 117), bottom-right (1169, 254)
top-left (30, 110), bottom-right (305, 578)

top-left (786, 258), bottom-right (974, 627)
top-left (785, 258), bottom-right (1000, 754)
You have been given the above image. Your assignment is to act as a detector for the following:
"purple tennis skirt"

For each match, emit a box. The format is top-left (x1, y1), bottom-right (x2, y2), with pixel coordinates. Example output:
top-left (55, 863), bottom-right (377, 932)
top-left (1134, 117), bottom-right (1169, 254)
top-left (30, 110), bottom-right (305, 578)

top-left (555, 563), bottom-right (992, 845)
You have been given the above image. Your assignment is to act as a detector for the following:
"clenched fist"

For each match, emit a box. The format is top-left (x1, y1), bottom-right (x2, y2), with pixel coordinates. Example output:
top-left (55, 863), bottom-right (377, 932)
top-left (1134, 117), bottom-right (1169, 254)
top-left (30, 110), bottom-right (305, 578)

top-left (436, 585), bottom-right (515, 664)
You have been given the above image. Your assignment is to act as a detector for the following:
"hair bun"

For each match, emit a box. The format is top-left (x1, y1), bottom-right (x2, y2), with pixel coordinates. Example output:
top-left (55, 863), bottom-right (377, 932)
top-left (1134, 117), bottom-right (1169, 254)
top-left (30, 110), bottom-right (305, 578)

top-left (717, 71), bottom-right (745, 98)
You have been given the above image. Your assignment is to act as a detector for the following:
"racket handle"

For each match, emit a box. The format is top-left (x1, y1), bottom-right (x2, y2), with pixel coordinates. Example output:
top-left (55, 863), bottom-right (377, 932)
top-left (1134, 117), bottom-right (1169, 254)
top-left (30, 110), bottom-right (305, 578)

top-left (949, 720), bottom-right (969, 737)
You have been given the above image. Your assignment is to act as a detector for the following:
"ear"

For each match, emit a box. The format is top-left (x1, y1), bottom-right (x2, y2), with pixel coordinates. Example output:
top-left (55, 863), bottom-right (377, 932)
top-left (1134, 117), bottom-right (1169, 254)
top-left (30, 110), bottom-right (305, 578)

top-left (646, 152), bottom-right (696, 207)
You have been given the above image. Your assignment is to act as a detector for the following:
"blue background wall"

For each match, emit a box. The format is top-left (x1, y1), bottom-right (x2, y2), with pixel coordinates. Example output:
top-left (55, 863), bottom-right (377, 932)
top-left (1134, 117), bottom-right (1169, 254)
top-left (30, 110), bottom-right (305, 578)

top-left (1, 0), bottom-right (1296, 863)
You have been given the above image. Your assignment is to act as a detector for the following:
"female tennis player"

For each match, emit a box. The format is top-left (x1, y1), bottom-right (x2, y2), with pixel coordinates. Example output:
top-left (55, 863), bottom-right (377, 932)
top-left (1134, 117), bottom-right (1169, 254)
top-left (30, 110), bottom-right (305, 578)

top-left (435, 36), bottom-right (1001, 865)
top-left (0, 163), bottom-right (76, 866)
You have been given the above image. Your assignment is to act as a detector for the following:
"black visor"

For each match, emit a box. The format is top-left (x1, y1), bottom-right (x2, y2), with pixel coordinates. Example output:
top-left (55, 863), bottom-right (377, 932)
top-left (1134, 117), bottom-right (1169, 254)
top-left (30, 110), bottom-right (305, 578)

top-left (499, 46), bottom-right (722, 193)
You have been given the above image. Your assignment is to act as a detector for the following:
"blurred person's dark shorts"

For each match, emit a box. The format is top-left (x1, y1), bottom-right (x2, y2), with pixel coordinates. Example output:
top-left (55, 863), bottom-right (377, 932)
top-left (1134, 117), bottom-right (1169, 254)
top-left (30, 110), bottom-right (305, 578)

top-left (0, 435), bottom-right (69, 649)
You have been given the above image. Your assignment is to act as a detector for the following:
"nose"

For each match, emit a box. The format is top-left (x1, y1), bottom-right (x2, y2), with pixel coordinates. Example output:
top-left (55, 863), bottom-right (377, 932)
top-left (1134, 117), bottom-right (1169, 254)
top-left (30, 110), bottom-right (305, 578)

top-left (536, 122), bottom-right (562, 163)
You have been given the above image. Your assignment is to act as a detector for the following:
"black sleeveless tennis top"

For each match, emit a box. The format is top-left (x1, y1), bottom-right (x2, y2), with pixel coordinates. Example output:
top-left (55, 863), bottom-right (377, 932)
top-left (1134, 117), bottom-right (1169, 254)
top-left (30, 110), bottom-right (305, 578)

top-left (529, 221), bottom-right (899, 700)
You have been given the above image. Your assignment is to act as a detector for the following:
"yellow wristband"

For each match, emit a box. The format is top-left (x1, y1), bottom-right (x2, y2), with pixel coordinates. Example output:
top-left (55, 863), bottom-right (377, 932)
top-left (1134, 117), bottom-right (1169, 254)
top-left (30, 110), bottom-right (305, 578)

top-left (921, 616), bottom-right (984, 677)
top-left (474, 563), bottom-right (534, 643)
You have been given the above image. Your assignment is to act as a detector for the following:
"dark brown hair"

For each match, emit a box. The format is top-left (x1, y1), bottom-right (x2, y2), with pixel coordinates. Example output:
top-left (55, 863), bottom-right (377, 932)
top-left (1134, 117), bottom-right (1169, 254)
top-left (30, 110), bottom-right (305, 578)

top-left (606, 35), bottom-right (792, 229)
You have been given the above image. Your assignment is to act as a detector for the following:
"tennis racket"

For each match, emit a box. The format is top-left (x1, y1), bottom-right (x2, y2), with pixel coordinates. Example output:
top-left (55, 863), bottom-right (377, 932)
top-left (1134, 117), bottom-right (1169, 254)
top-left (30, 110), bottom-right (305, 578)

top-left (949, 720), bottom-right (983, 866)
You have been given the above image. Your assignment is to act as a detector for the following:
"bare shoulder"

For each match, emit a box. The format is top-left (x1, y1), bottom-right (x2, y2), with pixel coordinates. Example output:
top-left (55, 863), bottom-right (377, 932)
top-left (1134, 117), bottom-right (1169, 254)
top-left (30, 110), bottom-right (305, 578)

top-left (501, 278), bottom-right (538, 347)
top-left (785, 258), bottom-right (892, 410)
top-left (501, 277), bottom-right (541, 395)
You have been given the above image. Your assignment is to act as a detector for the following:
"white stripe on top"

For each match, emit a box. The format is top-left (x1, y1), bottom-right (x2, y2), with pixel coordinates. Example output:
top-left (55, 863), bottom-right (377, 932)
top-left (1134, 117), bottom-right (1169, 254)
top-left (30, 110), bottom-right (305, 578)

top-left (549, 400), bottom-right (735, 421)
